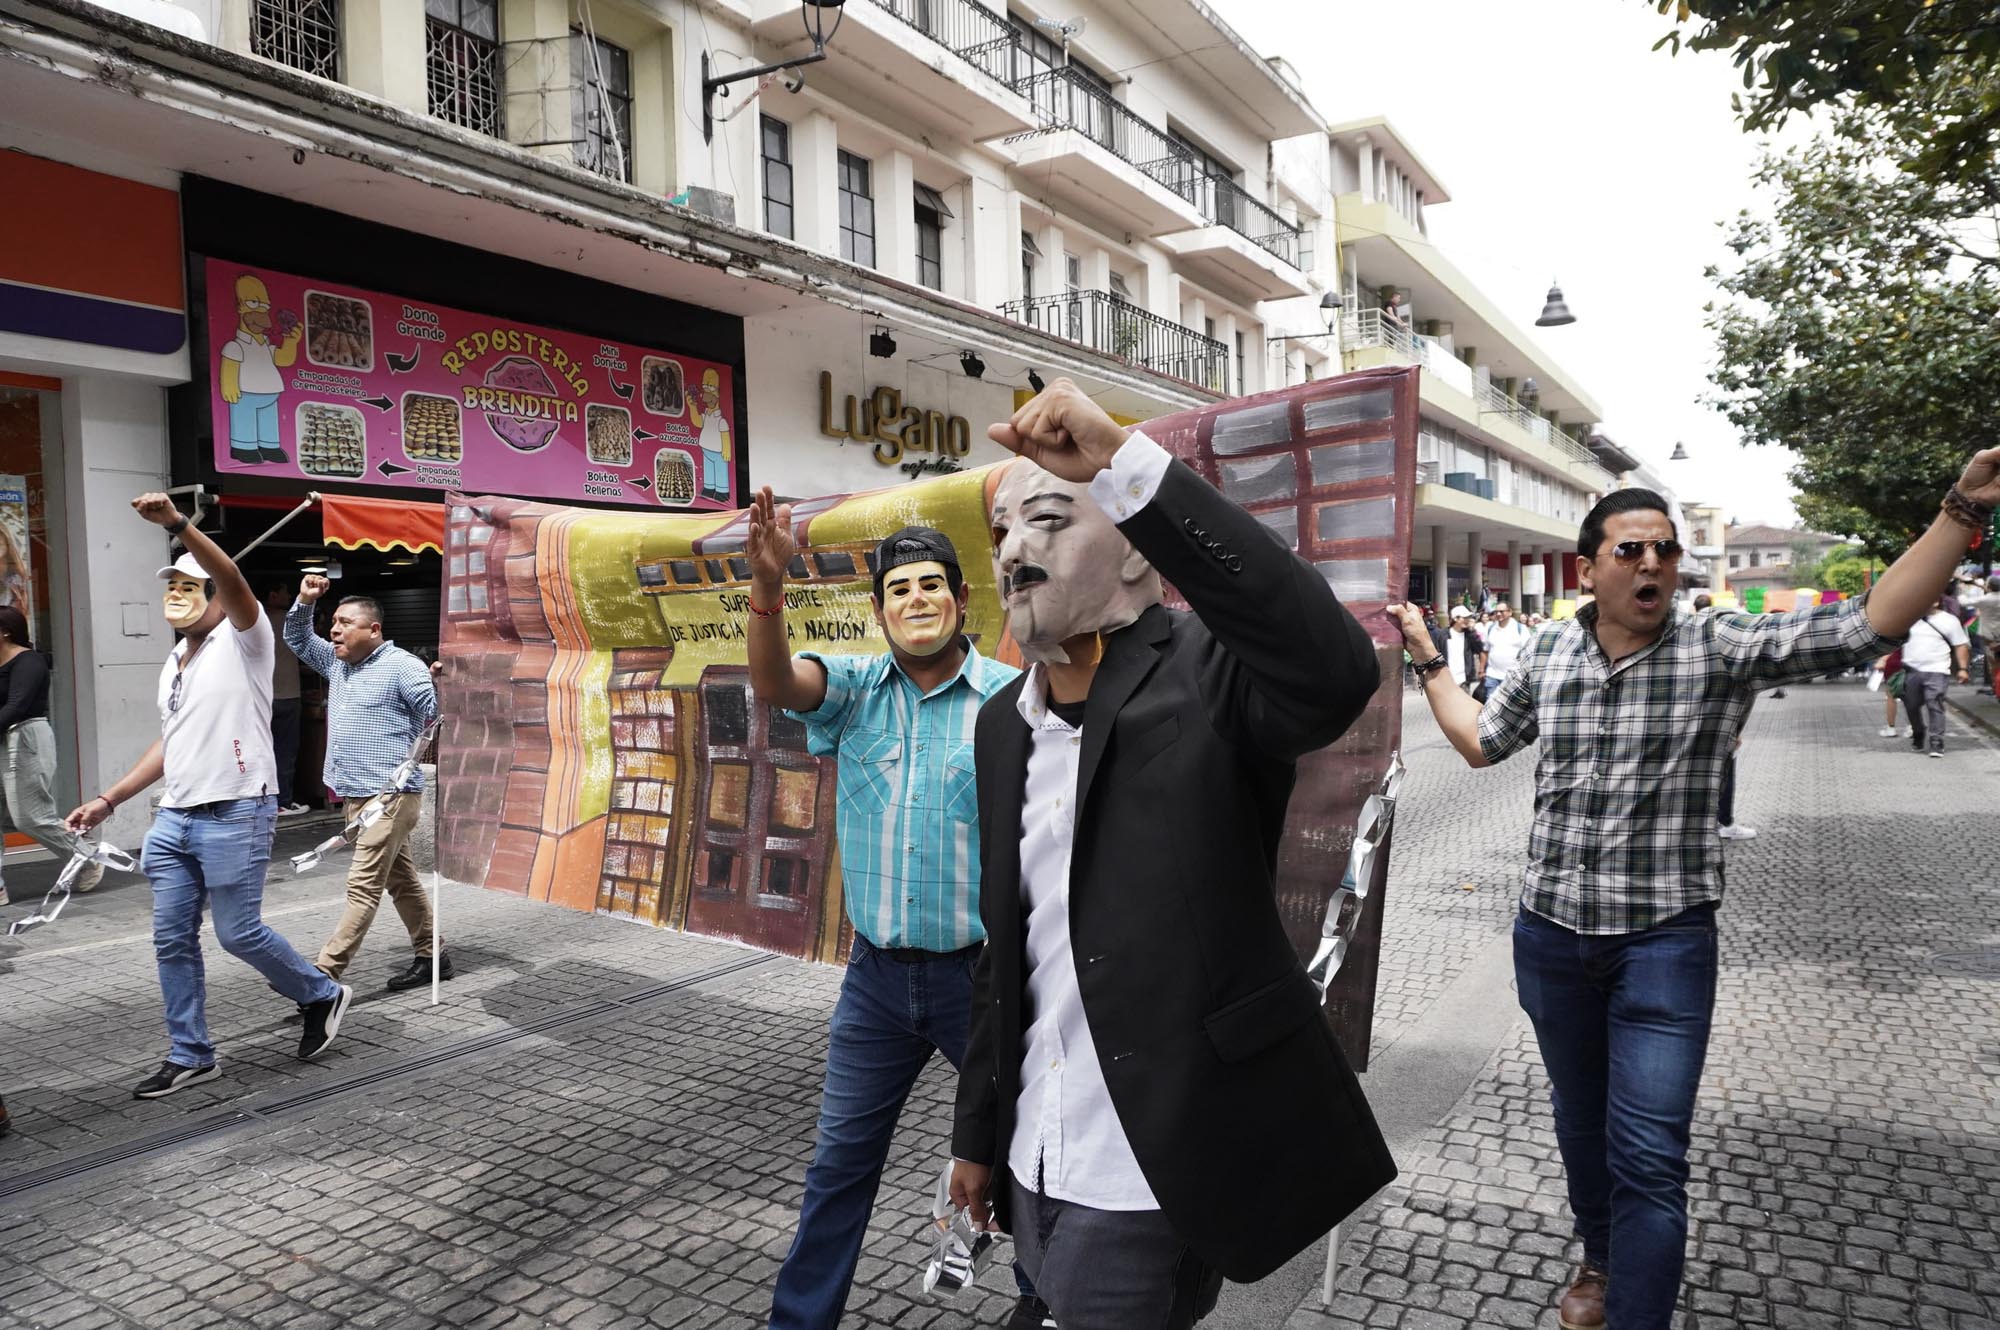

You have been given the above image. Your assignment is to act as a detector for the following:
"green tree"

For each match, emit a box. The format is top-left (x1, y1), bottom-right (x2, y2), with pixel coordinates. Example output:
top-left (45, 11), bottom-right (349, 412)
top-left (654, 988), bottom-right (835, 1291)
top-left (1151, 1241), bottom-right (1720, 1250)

top-left (1805, 543), bottom-right (1871, 595)
top-left (1649, 1), bottom-right (2000, 186)
top-left (1704, 69), bottom-right (2000, 559)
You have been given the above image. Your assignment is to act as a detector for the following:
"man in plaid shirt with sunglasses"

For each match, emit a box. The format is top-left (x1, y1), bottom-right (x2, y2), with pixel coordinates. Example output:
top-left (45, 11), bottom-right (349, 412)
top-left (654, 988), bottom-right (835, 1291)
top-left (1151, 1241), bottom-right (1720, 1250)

top-left (1388, 448), bottom-right (2000, 1330)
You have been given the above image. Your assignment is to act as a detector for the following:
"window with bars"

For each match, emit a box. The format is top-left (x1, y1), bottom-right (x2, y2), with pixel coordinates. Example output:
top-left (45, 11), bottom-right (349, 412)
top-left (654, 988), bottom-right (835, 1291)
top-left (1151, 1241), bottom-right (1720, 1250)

top-left (426, 0), bottom-right (502, 137)
top-left (571, 28), bottom-right (633, 182)
top-left (914, 182), bottom-right (952, 291)
top-left (761, 117), bottom-right (794, 240)
top-left (252, 0), bottom-right (342, 80)
top-left (838, 150), bottom-right (875, 268)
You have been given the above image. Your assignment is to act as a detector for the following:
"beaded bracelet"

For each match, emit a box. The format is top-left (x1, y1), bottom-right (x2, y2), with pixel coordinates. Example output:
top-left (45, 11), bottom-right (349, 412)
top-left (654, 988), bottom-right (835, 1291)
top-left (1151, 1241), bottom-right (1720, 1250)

top-left (748, 596), bottom-right (784, 619)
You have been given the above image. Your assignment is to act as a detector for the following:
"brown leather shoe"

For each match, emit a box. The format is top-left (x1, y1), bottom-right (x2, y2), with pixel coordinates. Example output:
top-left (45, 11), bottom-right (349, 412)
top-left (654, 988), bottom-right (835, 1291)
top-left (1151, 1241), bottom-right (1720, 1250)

top-left (1558, 1262), bottom-right (1608, 1330)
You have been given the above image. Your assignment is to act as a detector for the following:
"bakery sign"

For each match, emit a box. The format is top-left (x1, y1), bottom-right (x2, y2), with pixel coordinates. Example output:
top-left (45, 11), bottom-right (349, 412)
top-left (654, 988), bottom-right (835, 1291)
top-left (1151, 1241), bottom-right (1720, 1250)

top-left (203, 262), bottom-right (738, 508)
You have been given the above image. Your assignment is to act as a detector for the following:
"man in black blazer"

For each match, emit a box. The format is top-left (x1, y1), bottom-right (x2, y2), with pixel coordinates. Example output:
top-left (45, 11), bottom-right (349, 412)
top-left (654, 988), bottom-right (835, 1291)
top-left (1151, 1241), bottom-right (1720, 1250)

top-left (948, 381), bottom-right (1396, 1326)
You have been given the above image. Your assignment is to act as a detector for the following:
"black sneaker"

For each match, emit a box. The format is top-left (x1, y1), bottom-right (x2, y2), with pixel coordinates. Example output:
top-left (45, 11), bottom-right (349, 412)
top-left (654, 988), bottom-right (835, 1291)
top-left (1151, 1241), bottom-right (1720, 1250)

top-left (385, 952), bottom-right (455, 992)
top-left (1005, 1295), bottom-right (1056, 1329)
top-left (133, 1060), bottom-right (220, 1099)
top-left (259, 446), bottom-right (291, 465)
top-left (297, 983), bottom-right (353, 1059)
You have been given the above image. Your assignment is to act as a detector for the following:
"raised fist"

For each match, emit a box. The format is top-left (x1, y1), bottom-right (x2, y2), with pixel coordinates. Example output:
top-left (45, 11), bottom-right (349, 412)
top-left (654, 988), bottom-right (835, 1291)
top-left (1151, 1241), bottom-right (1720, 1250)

top-left (299, 574), bottom-right (332, 603)
top-left (131, 493), bottom-right (183, 527)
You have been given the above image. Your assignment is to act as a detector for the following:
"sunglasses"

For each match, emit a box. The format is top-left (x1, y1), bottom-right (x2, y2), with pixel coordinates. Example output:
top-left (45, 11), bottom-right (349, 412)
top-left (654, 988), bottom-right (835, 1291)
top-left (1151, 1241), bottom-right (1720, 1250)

top-left (1606, 539), bottom-right (1683, 564)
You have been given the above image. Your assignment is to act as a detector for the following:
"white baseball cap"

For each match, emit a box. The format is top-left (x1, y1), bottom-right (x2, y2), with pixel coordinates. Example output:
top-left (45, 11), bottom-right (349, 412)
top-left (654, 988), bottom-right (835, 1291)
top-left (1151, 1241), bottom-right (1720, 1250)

top-left (157, 552), bottom-right (207, 581)
top-left (1449, 605), bottom-right (1472, 619)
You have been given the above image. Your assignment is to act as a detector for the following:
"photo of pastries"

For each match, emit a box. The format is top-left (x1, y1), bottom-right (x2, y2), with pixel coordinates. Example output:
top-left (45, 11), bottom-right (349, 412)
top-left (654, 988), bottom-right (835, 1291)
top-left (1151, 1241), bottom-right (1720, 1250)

top-left (587, 403), bottom-right (634, 466)
top-left (305, 291), bottom-right (374, 370)
top-left (296, 402), bottom-right (367, 477)
top-left (641, 356), bottom-right (685, 416)
top-left (654, 450), bottom-right (696, 505)
top-left (401, 392), bottom-right (463, 463)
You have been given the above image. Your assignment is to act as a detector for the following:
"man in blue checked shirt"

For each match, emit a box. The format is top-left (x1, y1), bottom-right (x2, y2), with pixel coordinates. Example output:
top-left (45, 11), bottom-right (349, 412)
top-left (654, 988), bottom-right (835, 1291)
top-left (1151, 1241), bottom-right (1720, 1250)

top-left (1387, 444), bottom-right (2000, 1330)
top-left (744, 491), bottom-right (1046, 1330)
top-left (288, 575), bottom-right (450, 993)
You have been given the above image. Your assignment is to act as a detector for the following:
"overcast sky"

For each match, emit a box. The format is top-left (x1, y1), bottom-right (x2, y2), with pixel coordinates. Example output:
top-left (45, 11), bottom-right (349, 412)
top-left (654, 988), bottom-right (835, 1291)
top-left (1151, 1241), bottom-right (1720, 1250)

top-left (1210, 0), bottom-right (1805, 526)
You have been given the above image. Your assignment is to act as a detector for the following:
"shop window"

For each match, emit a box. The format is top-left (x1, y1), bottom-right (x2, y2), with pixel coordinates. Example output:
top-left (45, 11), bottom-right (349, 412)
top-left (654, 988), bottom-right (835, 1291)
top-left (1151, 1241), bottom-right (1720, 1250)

top-left (762, 116), bottom-right (794, 240)
top-left (838, 150), bottom-right (876, 268)
top-left (253, 0), bottom-right (342, 80)
top-left (571, 28), bottom-right (633, 182)
top-left (915, 183), bottom-right (952, 292)
top-left (426, 0), bottom-right (503, 137)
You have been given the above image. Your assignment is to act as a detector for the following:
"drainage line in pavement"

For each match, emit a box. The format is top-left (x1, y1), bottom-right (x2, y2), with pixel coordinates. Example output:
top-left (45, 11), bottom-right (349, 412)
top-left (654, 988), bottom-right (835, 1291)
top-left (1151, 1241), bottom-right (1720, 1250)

top-left (0, 950), bottom-right (780, 1204)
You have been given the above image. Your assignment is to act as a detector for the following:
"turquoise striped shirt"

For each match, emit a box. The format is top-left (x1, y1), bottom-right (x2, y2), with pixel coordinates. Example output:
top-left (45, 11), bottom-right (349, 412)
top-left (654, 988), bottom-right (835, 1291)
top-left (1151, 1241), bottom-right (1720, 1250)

top-left (789, 646), bottom-right (1018, 951)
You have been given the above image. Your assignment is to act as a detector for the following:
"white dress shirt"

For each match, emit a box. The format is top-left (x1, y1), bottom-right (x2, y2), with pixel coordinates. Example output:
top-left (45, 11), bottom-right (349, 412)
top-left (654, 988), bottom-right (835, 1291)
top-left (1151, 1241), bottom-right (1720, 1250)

top-left (1006, 432), bottom-right (1170, 1211)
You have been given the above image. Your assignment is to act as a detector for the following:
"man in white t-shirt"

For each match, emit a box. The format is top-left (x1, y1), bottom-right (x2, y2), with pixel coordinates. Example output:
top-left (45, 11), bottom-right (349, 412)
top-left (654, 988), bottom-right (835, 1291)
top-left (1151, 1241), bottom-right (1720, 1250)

top-left (1481, 602), bottom-right (1534, 696)
top-left (1899, 596), bottom-right (1970, 757)
top-left (66, 494), bottom-right (351, 1100)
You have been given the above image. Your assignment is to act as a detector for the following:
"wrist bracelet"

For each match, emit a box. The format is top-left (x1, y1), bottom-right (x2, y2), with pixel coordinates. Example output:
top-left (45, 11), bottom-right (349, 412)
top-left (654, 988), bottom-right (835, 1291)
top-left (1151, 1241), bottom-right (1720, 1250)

top-left (95, 793), bottom-right (117, 811)
top-left (165, 516), bottom-right (189, 535)
top-left (748, 594), bottom-right (784, 619)
top-left (1412, 653), bottom-right (1448, 676)
top-left (1942, 485), bottom-right (1993, 531)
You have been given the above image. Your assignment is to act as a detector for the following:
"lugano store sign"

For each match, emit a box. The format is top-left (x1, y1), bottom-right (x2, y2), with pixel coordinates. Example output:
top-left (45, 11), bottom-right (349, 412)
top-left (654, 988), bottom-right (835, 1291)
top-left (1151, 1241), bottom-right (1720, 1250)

top-left (816, 372), bottom-right (971, 477)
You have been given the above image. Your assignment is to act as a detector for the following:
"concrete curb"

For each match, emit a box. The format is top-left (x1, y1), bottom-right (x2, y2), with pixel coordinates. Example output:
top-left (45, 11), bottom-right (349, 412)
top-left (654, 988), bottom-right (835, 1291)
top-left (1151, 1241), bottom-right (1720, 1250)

top-left (1945, 693), bottom-right (2000, 740)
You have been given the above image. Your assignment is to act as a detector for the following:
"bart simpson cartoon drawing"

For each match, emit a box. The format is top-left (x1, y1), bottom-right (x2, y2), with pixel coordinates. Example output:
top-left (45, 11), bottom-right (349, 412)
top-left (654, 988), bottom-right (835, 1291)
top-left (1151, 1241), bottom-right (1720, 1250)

top-left (219, 274), bottom-right (302, 465)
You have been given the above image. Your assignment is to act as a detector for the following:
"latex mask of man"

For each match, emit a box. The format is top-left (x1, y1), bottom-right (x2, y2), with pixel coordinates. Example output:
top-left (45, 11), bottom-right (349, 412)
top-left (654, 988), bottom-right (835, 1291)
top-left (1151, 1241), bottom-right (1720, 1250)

top-left (159, 553), bottom-right (218, 633)
top-left (989, 458), bottom-right (1161, 664)
top-left (869, 528), bottom-right (969, 661)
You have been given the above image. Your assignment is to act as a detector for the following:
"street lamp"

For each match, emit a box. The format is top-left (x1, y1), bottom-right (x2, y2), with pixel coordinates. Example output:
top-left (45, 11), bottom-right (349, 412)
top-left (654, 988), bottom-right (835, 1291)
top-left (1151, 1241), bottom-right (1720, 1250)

top-left (1669, 441), bottom-right (1689, 461)
top-left (1535, 281), bottom-right (1576, 327)
top-left (703, 1), bottom-right (845, 141)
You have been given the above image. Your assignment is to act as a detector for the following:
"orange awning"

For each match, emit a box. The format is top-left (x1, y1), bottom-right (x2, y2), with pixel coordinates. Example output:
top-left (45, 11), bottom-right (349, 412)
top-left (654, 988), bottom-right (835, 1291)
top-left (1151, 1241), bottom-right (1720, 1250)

top-left (321, 494), bottom-right (445, 556)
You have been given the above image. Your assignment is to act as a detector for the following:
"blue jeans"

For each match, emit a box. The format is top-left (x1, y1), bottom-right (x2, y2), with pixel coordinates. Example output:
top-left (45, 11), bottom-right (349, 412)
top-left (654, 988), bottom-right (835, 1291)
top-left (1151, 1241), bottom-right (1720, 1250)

top-left (1514, 904), bottom-right (1719, 1330)
top-left (769, 937), bottom-right (1032, 1329)
top-left (228, 391), bottom-right (280, 448)
top-left (143, 796), bottom-right (339, 1067)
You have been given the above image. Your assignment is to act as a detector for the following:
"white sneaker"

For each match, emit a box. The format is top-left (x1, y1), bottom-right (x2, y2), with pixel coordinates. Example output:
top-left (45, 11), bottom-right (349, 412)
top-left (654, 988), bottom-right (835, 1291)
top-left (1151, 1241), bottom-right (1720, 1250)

top-left (1877, 726), bottom-right (1900, 738)
top-left (277, 802), bottom-right (311, 817)
top-left (1718, 824), bottom-right (1758, 840)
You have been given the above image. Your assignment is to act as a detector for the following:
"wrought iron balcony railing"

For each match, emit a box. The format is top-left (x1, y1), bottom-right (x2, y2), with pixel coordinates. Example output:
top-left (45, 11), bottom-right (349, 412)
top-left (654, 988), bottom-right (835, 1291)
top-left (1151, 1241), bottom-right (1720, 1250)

top-left (868, 0), bottom-right (1024, 89)
top-left (1001, 289), bottom-right (1229, 391)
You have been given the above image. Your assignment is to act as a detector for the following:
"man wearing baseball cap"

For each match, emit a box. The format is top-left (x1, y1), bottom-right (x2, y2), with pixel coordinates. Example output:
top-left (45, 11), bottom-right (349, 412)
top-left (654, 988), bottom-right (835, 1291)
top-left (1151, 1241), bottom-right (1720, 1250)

top-left (743, 494), bottom-right (1047, 1329)
top-left (67, 494), bottom-right (352, 1100)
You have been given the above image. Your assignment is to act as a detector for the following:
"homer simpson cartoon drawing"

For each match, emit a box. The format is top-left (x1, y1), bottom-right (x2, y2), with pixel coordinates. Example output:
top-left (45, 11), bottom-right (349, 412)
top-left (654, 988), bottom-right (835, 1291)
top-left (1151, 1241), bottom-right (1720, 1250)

top-left (220, 274), bottom-right (301, 465)
top-left (689, 367), bottom-right (732, 503)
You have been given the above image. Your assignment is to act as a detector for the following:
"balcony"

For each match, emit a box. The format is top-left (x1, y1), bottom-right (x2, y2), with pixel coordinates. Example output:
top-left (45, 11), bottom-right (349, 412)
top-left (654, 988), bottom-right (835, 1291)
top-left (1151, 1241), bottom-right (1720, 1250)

top-left (1001, 289), bottom-right (1227, 391)
top-left (747, 0), bottom-right (1035, 140)
top-left (1158, 175), bottom-right (1311, 301)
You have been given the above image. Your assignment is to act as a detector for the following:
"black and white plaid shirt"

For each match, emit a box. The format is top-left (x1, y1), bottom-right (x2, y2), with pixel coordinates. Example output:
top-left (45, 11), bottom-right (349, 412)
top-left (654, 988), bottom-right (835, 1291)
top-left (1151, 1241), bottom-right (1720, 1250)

top-left (1477, 597), bottom-right (1899, 934)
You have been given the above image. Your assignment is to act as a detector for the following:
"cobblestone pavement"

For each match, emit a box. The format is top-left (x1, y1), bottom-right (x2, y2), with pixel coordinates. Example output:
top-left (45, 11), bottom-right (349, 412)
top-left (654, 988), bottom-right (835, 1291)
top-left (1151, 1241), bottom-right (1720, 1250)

top-left (2, 682), bottom-right (1995, 1329)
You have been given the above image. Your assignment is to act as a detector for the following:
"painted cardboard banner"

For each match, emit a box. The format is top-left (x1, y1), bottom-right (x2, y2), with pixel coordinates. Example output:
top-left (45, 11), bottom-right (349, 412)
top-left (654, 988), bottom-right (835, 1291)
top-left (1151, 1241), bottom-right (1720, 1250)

top-left (203, 262), bottom-right (737, 508)
top-left (435, 369), bottom-right (1418, 1067)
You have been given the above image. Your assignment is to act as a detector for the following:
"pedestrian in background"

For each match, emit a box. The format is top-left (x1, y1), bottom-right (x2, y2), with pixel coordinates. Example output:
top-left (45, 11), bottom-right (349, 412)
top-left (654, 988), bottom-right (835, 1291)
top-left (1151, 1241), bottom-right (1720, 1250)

top-left (67, 495), bottom-right (351, 1100)
top-left (1975, 576), bottom-right (2000, 697)
top-left (0, 604), bottom-right (103, 906)
top-left (1875, 647), bottom-right (1904, 738)
top-left (1450, 605), bottom-right (1483, 696)
top-left (286, 576), bottom-right (450, 992)
top-left (1900, 596), bottom-right (1970, 757)
top-left (1387, 441), bottom-right (1997, 1330)
top-left (266, 584), bottom-right (308, 816)
top-left (1480, 602), bottom-right (1533, 701)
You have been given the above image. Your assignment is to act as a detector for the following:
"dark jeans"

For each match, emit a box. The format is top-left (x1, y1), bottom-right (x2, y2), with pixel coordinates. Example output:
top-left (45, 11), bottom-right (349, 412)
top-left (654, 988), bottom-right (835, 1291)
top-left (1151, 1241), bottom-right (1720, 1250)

top-left (768, 937), bottom-right (1032, 1329)
top-left (271, 697), bottom-right (301, 806)
top-left (1009, 1180), bottom-right (1220, 1330)
top-left (1902, 669), bottom-right (1949, 752)
top-left (1513, 904), bottom-right (1719, 1330)
top-left (1716, 754), bottom-right (1736, 826)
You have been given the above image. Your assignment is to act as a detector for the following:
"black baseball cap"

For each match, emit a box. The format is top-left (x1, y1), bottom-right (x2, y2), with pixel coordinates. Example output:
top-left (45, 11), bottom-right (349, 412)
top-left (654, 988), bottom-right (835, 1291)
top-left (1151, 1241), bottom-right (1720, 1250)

top-left (872, 526), bottom-right (963, 598)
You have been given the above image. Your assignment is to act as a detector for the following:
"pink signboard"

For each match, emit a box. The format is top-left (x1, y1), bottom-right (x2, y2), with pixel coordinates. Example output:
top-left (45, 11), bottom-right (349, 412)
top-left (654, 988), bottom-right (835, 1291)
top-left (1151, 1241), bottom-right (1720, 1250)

top-left (204, 262), bottom-right (738, 509)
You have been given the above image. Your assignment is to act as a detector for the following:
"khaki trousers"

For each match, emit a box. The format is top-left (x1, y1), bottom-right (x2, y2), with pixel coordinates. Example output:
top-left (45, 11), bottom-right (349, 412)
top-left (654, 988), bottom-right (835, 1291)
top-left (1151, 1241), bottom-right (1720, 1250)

top-left (315, 792), bottom-right (435, 980)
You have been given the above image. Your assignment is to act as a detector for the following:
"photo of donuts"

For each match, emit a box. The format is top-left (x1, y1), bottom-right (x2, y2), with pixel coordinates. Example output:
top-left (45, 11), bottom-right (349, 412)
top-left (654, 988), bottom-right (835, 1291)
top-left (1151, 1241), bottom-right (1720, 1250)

top-left (401, 392), bottom-right (463, 463)
top-left (305, 290), bottom-right (374, 371)
top-left (641, 356), bottom-right (685, 417)
top-left (654, 450), bottom-right (696, 505)
top-left (586, 403), bottom-right (634, 466)
top-left (296, 402), bottom-right (367, 477)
